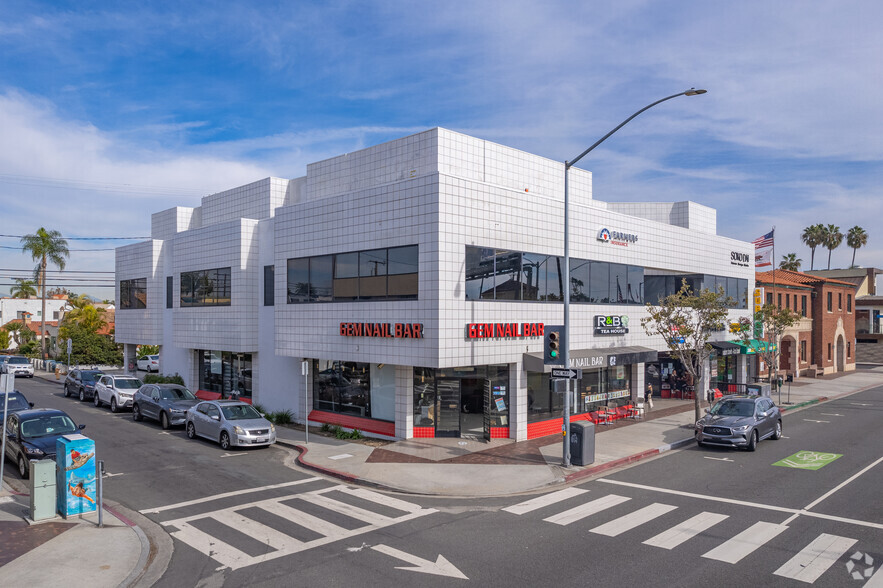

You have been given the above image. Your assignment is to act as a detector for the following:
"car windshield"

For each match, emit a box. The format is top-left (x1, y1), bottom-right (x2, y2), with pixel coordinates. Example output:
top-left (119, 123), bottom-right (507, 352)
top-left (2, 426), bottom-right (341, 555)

top-left (81, 371), bottom-right (102, 382)
top-left (0, 394), bottom-right (28, 411)
top-left (160, 387), bottom-right (196, 400)
top-left (221, 405), bottom-right (262, 420)
top-left (115, 379), bottom-right (142, 389)
top-left (20, 415), bottom-right (77, 438)
top-left (9, 357), bottom-right (29, 365)
top-left (710, 400), bottom-right (755, 417)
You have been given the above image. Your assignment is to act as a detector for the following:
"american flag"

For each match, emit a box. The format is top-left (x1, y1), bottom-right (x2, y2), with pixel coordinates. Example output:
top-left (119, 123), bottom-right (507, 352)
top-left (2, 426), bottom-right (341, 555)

top-left (752, 229), bottom-right (774, 249)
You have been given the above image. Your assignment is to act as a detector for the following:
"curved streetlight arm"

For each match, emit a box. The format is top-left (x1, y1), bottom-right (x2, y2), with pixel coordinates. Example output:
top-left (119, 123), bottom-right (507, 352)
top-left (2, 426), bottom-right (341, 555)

top-left (566, 89), bottom-right (705, 170)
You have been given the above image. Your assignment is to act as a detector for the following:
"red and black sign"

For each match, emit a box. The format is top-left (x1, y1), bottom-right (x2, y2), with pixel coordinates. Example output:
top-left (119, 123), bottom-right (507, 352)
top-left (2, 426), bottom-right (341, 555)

top-left (466, 323), bottom-right (544, 339)
top-left (339, 323), bottom-right (424, 339)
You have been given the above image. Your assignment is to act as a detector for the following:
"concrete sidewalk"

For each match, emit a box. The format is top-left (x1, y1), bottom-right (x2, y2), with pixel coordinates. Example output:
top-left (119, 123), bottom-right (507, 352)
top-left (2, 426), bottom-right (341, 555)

top-left (275, 368), bottom-right (883, 496)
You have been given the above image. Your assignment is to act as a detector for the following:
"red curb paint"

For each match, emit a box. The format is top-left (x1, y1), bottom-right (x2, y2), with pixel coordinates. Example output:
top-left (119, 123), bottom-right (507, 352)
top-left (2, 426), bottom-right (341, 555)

top-left (565, 448), bottom-right (662, 483)
top-left (102, 503), bottom-right (137, 527)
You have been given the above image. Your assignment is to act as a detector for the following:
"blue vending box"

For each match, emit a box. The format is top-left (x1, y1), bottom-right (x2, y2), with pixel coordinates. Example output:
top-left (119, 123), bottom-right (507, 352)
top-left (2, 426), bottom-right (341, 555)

top-left (56, 434), bottom-right (97, 517)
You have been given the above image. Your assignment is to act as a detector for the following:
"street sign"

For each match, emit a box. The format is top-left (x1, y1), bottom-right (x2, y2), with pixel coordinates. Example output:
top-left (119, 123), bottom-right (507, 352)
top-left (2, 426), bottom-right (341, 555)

top-left (551, 368), bottom-right (581, 379)
top-left (67, 338), bottom-right (73, 355)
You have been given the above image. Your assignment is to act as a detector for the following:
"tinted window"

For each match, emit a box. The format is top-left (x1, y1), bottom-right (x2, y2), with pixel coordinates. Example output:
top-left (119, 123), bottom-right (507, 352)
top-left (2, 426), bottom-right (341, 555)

top-left (180, 267), bottom-right (232, 307)
top-left (310, 255), bottom-right (333, 302)
top-left (359, 249), bottom-right (387, 300)
top-left (609, 263), bottom-right (628, 304)
top-left (114, 379), bottom-right (142, 389)
top-left (20, 414), bottom-right (77, 438)
top-left (287, 258), bottom-right (310, 303)
top-left (333, 252), bottom-right (359, 301)
top-left (120, 278), bottom-right (147, 310)
top-left (0, 393), bottom-right (28, 411)
top-left (160, 387), bottom-right (195, 400)
top-left (570, 259), bottom-right (591, 302)
top-left (627, 266), bottom-right (643, 304)
top-left (221, 404), bottom-right (262, 420)
top-left (263, 265), bottom-right (274, 306)
top-left (589, 262), bottom-right (610, 303)
top-left (9, 357), bottom-right (29, 364)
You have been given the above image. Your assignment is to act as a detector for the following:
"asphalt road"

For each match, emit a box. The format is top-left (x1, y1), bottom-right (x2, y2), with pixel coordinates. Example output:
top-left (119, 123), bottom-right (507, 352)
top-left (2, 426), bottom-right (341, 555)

top-left (5, 376), bottom-right (882, 587)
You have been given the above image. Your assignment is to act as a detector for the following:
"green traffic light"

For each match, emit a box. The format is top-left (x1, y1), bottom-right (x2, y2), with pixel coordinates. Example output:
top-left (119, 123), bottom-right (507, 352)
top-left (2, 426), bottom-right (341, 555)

top-left (550, 350), bottom-right (558, 358)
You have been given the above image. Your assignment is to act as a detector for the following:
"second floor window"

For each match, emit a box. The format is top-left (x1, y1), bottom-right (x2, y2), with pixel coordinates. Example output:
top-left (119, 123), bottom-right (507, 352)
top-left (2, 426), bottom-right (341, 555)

top-left (180, 267), bottom-right (231, 307)
top-left (120, 278), bottom-right (147, 309)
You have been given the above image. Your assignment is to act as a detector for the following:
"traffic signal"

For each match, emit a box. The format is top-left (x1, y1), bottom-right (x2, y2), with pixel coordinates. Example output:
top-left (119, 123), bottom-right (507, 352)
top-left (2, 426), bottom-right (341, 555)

top-left (544, 324), bottom-right (565, 365)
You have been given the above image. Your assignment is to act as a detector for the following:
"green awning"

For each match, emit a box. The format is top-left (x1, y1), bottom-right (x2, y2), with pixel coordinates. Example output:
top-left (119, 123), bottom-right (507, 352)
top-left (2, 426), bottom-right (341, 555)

top-left (737, 339), bottom-right (778, 354)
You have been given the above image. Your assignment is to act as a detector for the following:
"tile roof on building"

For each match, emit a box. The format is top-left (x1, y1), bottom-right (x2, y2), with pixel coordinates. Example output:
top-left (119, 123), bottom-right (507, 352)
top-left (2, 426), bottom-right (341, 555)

top-left (756, 269), bottom-right (857, 288)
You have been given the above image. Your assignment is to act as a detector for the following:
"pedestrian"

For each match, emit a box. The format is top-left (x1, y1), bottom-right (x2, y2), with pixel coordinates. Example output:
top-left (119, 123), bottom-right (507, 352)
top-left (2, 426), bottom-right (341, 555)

top-left (646, 383), bottom-right (654, 409)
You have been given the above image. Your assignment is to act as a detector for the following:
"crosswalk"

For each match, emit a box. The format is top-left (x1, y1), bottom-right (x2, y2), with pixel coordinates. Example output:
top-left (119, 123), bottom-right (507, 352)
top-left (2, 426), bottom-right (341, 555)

top-left (503, 489), bottom-right (865, 585)
top-left (148, 483), bottom-right (437, 571)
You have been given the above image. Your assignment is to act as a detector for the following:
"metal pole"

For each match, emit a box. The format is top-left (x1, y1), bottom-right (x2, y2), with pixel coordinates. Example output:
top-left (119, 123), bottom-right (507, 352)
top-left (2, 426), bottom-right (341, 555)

top-left (0, 376), bottom-right (11, 485)
top-left (97, 459), bottom-right (104, 528)
top-left (302, 360), bottom-right (309, 444)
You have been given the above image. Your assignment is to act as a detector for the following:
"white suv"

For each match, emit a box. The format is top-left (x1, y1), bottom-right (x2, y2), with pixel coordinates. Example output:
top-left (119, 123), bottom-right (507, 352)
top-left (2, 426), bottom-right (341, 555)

top-left (2, 356), bottom-right (34, 378)
top-left (94, 375), bottom-right (143, 412)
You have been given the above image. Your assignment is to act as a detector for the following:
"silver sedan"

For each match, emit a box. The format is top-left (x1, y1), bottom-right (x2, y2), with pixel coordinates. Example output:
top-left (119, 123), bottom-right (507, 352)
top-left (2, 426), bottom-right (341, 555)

top-left (185, 400), bottom-right (276, 450)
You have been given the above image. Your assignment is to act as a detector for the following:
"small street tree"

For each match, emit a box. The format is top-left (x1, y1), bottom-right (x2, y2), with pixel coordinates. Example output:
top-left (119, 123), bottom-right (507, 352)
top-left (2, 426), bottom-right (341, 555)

top-left (642, 280), bottom-right (732, 422)
top-left (734, 303), bottom-right (801, 399)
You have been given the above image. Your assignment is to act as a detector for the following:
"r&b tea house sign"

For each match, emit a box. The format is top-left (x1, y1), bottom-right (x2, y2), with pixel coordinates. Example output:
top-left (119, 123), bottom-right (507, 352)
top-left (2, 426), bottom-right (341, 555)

top-left (595, 315), bottom-right (629, 335)
top-left (597, 228), bottom-right (638, 247)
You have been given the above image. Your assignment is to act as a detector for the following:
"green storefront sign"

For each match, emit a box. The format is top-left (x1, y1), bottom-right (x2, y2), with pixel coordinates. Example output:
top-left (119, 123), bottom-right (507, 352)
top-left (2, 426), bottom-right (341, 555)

top-left (773, 451), bottom-right (842, 470)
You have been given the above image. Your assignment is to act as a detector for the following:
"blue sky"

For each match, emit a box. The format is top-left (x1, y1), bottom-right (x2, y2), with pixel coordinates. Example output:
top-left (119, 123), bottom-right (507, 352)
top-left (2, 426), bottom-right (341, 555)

top-left (0, 1), bottom-right (880, 298)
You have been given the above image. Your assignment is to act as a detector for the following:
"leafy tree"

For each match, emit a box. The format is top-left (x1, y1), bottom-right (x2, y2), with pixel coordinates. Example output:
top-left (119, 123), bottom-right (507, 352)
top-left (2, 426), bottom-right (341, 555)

top-left (17, 340), bottom-right (40, 357)
top-left (821, 224), bottom-right (843, 270)
top-left (4, 322), bottom-right (35, 347)
top-left (846, 226), bottom-right (868, 268)
top-left (64, 323), bottom-right (123, 366)
top-left (137, 344), bottom-right (160, 356)
top-left (20, 228), bottom-right (69, 360)
top-left (61, 304), bottom-right (107, 334)
top-left (10, 278), bottom-right (37, 299)
top-left (641, 280), bottom-right (732, 422)
top-left (801, 224), bottom-right (825, 270)
top-left (779, 253), bottom-right (802, 271)
top-left (734, 303), bottom-right (801, 396)
top-left (0, 329), bottom-right (9, 351)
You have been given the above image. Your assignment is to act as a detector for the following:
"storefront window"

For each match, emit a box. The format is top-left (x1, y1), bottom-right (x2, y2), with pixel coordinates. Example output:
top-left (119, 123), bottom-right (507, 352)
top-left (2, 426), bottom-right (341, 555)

top-left (716, 354), bottom-right (735, 383)
top-left (197, 350), bottom-right (252, 398)
top-left (528, 367), bottom-right (630, 423)
top-left (413, 368), bottom-right (436, 427)
top-left (412, 366), bottom-right (510, 429)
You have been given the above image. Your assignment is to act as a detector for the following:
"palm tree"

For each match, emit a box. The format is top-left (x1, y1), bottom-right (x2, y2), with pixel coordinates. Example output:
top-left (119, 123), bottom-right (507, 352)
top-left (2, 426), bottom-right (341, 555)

top-left (64, 304), bottom-right (107, 334)
top-left (779, 253), bottom-right (802, 271)
top-left (9, 278), bottom-right (37, 299)
top-left (846, 226), bottom-right (868, 268)
top-left (20, 228), bottom-right (69, 360)
top-left (801, 224), bottom-right (825, 270)
top-left (821, 224), bottom-right (843, 270)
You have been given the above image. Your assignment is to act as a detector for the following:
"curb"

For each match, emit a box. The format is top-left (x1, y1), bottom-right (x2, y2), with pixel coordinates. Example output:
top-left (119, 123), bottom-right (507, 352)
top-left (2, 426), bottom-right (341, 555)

top-left (565, 437), bottom-right (695, 483)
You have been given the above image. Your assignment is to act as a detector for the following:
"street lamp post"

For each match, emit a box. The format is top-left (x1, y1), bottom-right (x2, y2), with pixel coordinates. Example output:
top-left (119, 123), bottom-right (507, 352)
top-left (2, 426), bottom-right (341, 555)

top-left (561, 88), bottom-right (706, 467)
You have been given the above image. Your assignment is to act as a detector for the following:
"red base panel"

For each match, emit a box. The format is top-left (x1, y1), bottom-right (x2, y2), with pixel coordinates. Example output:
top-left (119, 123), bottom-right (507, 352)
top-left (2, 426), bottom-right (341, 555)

top-left (489, 427), bottom-right (509, 439)
top-left (412, 426), bottom-right (435, 438)
top-left (309, 410), bottom-right (395, 437)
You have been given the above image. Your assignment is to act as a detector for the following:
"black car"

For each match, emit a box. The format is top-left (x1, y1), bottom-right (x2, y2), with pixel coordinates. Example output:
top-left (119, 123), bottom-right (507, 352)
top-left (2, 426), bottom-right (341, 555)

top-left (63, 369), bottom-right (106, 401)
top-left (3, 408), bottom-right (86, 479)
top-left (695, 395), bottom-right (782, 451)
top-left (0, 391), bottom-right (34, 421)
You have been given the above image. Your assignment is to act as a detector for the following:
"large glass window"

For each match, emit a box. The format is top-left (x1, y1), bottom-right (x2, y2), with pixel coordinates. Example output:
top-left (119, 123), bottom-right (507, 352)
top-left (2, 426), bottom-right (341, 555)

top-left (180, 268), bottom-right (231, 307)
top-left (287, 258), bottom-right (310, 303)
top-left (570, 259), bottom-right (591, 302)
top-left (313, 360), bottom-right (384, 420)
top-left (414, 366), bottom-right (510, 429)
top-left (627, 266), bottom-right (644, 304)
top-left (359, 249), bottom-right (387, 300)
top-left (197, 350), bottom-right (252, 399)
top-left (609, 263), bottom-right (628, 304)
top-left (589, 261), bottom-right (610, 303)
top-left (333, 252), bottom-right (359, 301)
top-left (387, 245), bottom-right (419, 299)
top-left (119, 278), bottom-right (147, 309)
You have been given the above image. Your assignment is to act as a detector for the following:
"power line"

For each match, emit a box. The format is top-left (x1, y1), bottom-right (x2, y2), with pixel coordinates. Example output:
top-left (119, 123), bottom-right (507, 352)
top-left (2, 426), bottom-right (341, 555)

top-left (0, 283), bottom-right (115, 288)
top-left (0, 269), bottom-right (116, 274)
top-left (0, 234), bottom-right (150, 240)
top-left (0, 173), bottom-right (206, 197)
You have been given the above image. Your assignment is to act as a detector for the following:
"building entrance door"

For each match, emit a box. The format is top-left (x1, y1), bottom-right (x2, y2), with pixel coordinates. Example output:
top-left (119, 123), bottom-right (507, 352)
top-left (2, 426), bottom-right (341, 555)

top-left (460, 377), bottom-right (485, 438)
top-left (435, 379), bottom-right (461, 437)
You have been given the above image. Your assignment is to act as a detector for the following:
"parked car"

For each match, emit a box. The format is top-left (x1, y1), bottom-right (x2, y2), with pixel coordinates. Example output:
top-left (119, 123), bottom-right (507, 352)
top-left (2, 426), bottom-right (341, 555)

top-left (3, 408), bottom-right (86, 479)
top-left (136, 355), bottom-right (160, 373)
top-left (695, 395), bottom-right (782, 451)
top-left (0, 356), bottom-right (10, 372)
top-left (2, 356), bottom-right (34, 378)
top-left (63, 369), bottom-right (105, 401)
top-left (185, 400), bottom-right (276, 450)
top-left (0, 391), bottom-right (34, 421)
top-left (133, 384), bottom-right (199, 429)
top-left (93, 374), bottom-right (143, 412)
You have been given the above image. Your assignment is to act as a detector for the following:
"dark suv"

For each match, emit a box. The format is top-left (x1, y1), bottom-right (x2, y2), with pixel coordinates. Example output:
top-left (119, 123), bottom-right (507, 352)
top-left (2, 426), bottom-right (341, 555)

top-left (695, 395), bottom-right (782, 451)
top-left (64, 369), bottom-right (105, 401)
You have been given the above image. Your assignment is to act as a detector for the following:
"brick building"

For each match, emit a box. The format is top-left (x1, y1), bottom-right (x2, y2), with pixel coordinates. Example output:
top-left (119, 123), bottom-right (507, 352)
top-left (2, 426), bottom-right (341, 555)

top-left (756, 270), bottom-right (857, 376)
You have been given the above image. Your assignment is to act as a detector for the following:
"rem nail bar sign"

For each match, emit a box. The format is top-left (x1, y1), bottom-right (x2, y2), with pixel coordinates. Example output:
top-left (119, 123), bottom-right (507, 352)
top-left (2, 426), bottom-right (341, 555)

top-left (466, 323), bottom-right (545, 339)
top-left (340, 323), bottom-right (424, 338)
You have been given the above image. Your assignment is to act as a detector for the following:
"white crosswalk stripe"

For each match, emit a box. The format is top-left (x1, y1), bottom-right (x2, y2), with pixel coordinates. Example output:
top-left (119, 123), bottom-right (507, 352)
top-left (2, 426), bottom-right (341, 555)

top-left (773, 533), bottom-right (858, 584)
top-left (590, 503), bottom-right (678, 537)
top-left (702, 521), bottom-right (790, 564)
top-left (643, 512), bottom-right (729, 549)
top-left (543, 494), bottom-right (631, 526)
top-left (158, 484), bottom-right (436, 570)
top-left (502, 487), bottom-right (589, 515)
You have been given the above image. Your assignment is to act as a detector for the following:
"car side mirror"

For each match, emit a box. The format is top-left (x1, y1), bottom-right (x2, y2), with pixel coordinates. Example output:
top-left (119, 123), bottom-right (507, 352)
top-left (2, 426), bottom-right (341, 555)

top-left (78, 424), bottom-right (86, 430)
top-left (211, 415), bottom-right (220, 421)
top-left (704, 408), bottom-right (710, 414)
top-left (28, 402), bottom-right (34, 408)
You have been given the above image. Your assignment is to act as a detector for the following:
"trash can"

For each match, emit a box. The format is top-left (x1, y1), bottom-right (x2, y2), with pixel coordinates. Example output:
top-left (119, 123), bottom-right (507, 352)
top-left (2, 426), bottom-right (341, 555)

top-left (570, 421), bottom-right (595, 467)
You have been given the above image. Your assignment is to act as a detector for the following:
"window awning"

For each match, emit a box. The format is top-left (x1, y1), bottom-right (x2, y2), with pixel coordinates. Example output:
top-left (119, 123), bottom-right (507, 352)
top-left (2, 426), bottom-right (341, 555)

top-left (710, 341), bottom-right (741, 356)
top-left (737, 339), bottom-right (777, 355)
top-left (523, 346), bottom-right (657, 373)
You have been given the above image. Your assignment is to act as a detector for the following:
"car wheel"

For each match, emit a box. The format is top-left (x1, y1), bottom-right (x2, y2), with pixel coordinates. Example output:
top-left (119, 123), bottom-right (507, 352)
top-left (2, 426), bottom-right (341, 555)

top-left (79, 388), bottom-right (86, 402)
top-left (186, 422), bottom-right (196, 439)
top-left (133, 405), bottom-right (143, 422)
top-left (111, 397), bottom-right (119, 413)
top-left (94, 393), bottom-right (101, 408)
top-left (220, 432), bottom-right (231, 450)
top-left (64, 384), bottom-right (70, 398)
top-left (772, 420), bottom-right (782, 440)
top-left (696, 439), bottom-right (704, 448)
top-left (746, 430), bottom-right (758, 452)
top-left (160, 412), bottom-right (170, 430)
top-left (18, 455), bottom-right (29, 479)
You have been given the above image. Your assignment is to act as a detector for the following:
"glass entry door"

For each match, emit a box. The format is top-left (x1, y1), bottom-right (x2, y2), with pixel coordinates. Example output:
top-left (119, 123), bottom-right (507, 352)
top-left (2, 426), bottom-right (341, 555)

top-left (435, 379), bottom-right (461, 437)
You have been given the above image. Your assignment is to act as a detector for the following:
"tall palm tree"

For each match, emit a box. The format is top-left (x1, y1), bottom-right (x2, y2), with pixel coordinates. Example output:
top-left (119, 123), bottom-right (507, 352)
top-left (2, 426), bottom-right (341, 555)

top-left (801, 224), bottom-right (825, 270)
top-left (9, 278), bottom-right (37, 298)
top-left (20, 228), bottom-right (69, 360)
top-left (846, 226), bottom-right (868, 268)
top-left (822, 224), bottom-right (843, 270)
top-left (779, 253), bottom-right (802, 271)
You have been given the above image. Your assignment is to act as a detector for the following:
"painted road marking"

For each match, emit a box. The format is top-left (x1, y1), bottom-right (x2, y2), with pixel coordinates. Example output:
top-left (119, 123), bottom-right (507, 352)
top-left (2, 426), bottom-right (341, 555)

top-left (328, 453), bottom-right (354, 460)
top-left (773, 451), bottom-right (842, 471)
top-left (803, 419), bottom-right (830, 423)
top-left (590, 503), bottom-right (677, 537)
top-left (773, 533), bottom-right (857, 583)
top-left (782, 455), bottom-right (883, 526)
top-left (820, 413), bottom-right (843, 417)
top-left (703, 457), bottom-right (734, 462)
top-left (702, 521), bottom-right (789, 564)
top-left (502, 487), bottom-right (590, 515)
top-left (643, 512), bottom-right (729, 549)
top-left (139, 477), bottom-right (322, 514)
top-left (544, 494), bottom-right (630, 526)
top-left (220, 452), bottom-right (249, 458)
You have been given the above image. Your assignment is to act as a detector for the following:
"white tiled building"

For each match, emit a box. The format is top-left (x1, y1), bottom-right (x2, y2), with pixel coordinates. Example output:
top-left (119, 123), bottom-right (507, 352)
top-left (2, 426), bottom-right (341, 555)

top-left (115, 128), bottom-right (754, 441)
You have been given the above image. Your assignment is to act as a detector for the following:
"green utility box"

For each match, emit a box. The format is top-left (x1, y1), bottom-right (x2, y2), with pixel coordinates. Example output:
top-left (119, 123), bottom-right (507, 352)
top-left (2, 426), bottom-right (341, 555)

top-left (29, 459), bottom-right (57, 521)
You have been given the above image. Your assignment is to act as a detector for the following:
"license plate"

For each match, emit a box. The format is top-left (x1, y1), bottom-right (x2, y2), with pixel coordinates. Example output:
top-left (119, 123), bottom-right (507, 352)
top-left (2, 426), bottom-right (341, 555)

top-left (254, 438), bottom-right (267, 444)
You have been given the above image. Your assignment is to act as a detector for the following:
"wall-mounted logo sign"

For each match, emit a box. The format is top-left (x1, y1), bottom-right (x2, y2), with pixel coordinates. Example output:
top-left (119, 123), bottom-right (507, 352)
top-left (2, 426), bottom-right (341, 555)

top-left (594, 315), bottom-right (629, 335)
top-left (597, 228), bottom-right (638, 247)
top-left (730, 251), bottom-right (750, 267)
top-left (340, 323), bottom-right (423, 338)
top-left (467, 323), bottom-right (544, 339)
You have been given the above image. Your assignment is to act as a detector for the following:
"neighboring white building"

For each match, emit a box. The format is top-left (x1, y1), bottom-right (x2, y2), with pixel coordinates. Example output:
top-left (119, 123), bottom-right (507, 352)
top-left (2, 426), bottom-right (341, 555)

top-left (115, 128), bottom-right (754, 441)
top-left (0, 297), bottom-right (69, 329)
